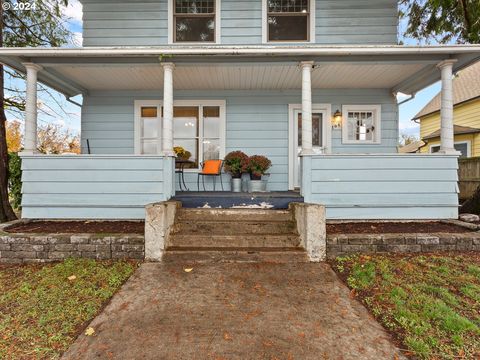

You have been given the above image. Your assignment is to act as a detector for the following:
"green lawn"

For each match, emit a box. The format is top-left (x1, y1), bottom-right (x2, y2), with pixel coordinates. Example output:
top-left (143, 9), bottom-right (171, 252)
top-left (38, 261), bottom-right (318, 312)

top-left (0, 259), bottom-right (137, 359)
top-left (332, 254), bottom-right (480, 359)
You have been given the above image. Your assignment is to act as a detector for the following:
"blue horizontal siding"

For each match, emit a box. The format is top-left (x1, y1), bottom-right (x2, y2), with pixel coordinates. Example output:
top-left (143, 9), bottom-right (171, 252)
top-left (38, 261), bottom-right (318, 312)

top-left (21, 155), bottom-right (174, 219)
top-left (302, 154), bottom-right (459, 219)
top-left (81, 0), bottom-right (168, 46)
top-left (82, 89), bottom-right (398, 192)
top-left (80, 0), bottom-right (397, 46)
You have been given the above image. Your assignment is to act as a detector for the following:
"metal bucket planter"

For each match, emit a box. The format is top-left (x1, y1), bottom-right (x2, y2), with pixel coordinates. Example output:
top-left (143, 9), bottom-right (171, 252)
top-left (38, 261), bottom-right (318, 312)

top-left (248, 180), bottom-right (264, 192)
top-left (248, 174), bottom-right (269, 192)
top-left (231, 178), bottom-right (242, 192)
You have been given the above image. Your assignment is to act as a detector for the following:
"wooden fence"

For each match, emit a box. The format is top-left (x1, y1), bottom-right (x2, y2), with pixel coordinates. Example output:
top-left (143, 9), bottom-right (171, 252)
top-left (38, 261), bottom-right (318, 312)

top-left (458, 157), bottom-right (480, 200)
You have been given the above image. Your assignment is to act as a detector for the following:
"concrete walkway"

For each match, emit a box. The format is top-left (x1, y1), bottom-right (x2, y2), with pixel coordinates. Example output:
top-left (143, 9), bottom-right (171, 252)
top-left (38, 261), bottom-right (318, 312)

top-left (63, 262), bottom-right (405, 360)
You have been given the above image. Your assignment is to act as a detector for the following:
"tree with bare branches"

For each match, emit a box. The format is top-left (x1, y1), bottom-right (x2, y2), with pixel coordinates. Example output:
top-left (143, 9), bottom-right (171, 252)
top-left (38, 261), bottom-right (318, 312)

top-left (0, 0), bottom-right (72, 222)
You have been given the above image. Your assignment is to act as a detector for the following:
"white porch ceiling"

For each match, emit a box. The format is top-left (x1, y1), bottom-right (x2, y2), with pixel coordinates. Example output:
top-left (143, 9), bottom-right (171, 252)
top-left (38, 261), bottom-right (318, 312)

top-left (50, 63), bottom-right (428, 91)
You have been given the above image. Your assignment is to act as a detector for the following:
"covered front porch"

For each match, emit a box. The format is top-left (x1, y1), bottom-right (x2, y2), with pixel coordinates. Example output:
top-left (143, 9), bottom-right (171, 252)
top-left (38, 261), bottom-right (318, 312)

top-left (2, 45), bottom-right (479, 219)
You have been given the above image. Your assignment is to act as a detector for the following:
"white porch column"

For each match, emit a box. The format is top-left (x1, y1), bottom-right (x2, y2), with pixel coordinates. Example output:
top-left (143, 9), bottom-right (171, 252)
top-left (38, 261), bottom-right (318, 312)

top-left (300, 61), bottom-right (314, 155)
top-left (437, 59), bottom-right (458, 154)
top-left (22, 63), bottom-right (42, 154)
top-left (162, 63), bottom-right (175, 156)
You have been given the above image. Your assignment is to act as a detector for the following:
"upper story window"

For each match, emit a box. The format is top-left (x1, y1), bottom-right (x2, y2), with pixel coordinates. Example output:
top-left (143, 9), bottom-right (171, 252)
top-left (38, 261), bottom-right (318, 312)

top-left (174, 0), bottom-right (216, 42)
top-left (266, 0), bottom-right (313, 42)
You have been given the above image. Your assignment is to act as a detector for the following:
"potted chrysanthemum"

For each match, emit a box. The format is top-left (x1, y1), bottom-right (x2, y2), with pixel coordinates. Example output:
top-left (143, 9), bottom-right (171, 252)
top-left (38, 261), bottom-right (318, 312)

top-left (224, 151), bottom-right (248, 192)
top-left (244, 155), bottom-right (271, 192)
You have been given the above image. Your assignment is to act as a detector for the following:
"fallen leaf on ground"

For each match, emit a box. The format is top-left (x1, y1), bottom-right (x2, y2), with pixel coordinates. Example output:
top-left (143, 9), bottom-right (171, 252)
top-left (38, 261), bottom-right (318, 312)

top-left (68, 275), bottom-right (77, 281)
top-left (85, 327), bottom-right (95, 336)
top-left (184, 268), bottom-right (193, 273)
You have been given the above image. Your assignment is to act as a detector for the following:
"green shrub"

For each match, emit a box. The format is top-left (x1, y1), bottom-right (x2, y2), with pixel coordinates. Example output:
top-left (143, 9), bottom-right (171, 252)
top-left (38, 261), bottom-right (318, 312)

top-left (8, 152), bottom-right (22, 209)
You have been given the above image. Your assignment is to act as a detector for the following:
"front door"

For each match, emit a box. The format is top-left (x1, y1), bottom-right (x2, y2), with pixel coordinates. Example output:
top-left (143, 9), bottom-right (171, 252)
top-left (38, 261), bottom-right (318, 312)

top-left (289, 105), bottom-right (330, 189)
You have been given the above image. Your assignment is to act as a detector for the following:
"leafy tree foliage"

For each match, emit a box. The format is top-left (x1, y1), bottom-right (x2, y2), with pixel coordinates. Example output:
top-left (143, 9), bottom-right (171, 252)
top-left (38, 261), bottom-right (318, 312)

top-left (400, 0), bottom-right (480, 44)
top-left (8, 152), bottom-right (21, 210)
top-left (0, 0), bottom-right (72, 222)
top-left (6, 120), bottom-right (21, 152)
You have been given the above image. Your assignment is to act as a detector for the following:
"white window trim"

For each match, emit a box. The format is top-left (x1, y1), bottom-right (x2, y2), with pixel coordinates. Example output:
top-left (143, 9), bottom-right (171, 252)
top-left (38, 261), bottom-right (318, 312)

top-left (288, 103), bottom-right (332, 190)
top-left (341, 104), bottom-right (382, 145)
top-left (134, 99), bottom-right (226, 171)
top-left (262, 0), bottom-right (315, 44)
top-left (430, 140), bottom-right (471, 157)
top-left (168, 0), bottom-right (221, 45)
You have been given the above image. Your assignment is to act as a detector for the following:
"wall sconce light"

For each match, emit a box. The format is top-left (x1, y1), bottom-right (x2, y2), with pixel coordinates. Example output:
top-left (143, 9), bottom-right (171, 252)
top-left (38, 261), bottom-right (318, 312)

top-left (332, 109), bottom-right (342, 129)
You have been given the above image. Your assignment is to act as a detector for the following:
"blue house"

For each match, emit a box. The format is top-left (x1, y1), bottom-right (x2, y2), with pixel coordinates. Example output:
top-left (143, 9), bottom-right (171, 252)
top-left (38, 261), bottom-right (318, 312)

top-left (1, 0), bottom-right (479, 220)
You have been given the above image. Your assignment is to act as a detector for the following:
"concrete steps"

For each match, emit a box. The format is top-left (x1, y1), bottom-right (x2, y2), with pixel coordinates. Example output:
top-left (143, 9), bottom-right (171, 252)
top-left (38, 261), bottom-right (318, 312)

top-left (163, 249), bottom-right (308, 264)
top-left (175, 208), bottom-right (293, 222)
top-left (166, 208), bottom-right (306, 263)
top-left (170, 234), bottom-right (301, 248)
top-left (172, 220), bottom-right (296, 235)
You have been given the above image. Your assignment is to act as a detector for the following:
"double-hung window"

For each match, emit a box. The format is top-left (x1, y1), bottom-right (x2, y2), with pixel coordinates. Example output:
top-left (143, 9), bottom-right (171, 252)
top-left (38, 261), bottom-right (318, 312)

top-left (342, 105), bottom-right (381, 144)
top-left (173, 0), bottom-right (216, 42)
top-left (265, 0), bottom-right (313, 42)
top-left (134, 100), bottom-right (226, 170)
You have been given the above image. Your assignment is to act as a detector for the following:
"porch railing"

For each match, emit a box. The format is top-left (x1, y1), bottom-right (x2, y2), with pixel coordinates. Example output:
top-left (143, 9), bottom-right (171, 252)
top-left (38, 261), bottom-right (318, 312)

top-left (20, 154), bottom-right (175, 219)
top-left (301, 153), bottom-right (459, 219)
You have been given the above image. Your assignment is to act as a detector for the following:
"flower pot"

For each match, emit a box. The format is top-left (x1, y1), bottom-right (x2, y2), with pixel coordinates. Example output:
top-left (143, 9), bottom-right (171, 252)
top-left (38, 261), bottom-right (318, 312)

top-left (231, 178), bottom-right (242, 192)
top-left (248, 180), bottom-right (264, 192)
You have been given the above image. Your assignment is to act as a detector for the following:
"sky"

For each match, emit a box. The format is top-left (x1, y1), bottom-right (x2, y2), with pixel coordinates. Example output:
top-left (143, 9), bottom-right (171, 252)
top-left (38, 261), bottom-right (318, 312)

top-left (7, 0), bottom-right (443, 142)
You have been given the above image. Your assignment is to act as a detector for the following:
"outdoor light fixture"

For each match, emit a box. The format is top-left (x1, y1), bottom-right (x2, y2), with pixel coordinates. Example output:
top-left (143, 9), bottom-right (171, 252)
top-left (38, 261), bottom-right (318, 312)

top-left (332, 109), bottom-right (342, 129)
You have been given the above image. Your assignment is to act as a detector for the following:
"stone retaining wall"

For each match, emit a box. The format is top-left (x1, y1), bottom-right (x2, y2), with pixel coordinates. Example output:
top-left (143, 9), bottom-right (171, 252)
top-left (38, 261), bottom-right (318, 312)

top-left (0, 232), bottom-right (145, 264)
top-left (327, 233), bottom-right (480, 259)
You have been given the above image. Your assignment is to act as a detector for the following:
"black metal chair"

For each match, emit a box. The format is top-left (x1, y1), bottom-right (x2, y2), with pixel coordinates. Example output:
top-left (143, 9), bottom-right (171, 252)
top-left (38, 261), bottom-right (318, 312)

top-left (197, 159), bottom-right (224, 191)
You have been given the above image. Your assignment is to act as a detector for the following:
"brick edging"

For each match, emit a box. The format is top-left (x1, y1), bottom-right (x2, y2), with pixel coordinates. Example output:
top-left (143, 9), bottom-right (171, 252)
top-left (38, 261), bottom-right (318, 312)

top-left (326, 232), bottom-right (480, 259)
top-left (0, 232), bottom-right (145, 264)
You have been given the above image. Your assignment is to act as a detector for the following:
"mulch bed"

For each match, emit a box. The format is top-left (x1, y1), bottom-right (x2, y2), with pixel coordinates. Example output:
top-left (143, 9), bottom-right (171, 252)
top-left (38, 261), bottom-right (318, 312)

top-left (327, 221), bottom-right (474, 234)
top-left (2, 220), bottom-right (474, 235)
top-left (3, 221), bottom-right (145, 234)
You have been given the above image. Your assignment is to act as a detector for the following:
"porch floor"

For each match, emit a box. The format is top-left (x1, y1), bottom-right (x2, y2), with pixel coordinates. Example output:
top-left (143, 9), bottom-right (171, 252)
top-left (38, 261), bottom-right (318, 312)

top-left (172, 191), bottom-right (303, 209)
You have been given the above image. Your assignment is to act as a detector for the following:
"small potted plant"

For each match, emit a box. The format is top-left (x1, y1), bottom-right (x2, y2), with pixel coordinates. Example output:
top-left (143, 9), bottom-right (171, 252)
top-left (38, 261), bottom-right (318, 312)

top-left (244, 155), bottom-right (272, 192)
top-left (174, 146), bottom-right (191, 160)
top-left (224, 150), bottom-right (248, 192)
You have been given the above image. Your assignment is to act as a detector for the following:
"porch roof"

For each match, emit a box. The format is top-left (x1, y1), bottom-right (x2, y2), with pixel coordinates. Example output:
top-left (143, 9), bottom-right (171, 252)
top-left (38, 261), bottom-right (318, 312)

top-left (1, 45), bottom-right (480, 97)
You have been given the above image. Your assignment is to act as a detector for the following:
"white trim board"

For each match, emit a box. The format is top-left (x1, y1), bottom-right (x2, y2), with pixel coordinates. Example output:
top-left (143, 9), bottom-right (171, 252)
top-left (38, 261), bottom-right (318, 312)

top-left (288, 103), bottom-right (332, 190)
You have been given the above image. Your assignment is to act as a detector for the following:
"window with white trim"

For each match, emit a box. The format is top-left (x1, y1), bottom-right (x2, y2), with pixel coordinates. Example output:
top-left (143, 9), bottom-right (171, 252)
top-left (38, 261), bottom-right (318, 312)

top-left (134, 100), bottom-right (162, 155)
top-left (134, 100), bottom-right (226, 170)
top-left (264, 0), bottom-right (313, 42)
top-left (430, 141), bottom-right (471, 158)
top-left (342, 105), bottom-right (381, 144)
top-left (174, 0), bottom-right (216, 42)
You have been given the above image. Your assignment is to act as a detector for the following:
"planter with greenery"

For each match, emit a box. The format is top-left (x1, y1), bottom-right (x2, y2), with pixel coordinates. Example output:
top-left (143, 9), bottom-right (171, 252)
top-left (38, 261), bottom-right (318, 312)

top-left (174, 146), bottom-right (191, 161)
top-left (224, 151), bottom-right (248, 192)
top-left (244, 155), bottom-right (272, 192)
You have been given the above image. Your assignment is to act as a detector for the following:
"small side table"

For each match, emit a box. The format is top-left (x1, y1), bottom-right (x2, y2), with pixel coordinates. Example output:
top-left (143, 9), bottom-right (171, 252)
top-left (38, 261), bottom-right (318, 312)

top-left (175, 159), bottom-right (193, 191)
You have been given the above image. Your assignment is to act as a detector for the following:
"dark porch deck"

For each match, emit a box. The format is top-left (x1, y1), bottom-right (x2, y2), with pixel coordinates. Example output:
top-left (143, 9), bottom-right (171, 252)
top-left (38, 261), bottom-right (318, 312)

top-left (172, 191), bottom-right (304, 209)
